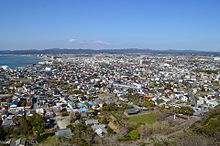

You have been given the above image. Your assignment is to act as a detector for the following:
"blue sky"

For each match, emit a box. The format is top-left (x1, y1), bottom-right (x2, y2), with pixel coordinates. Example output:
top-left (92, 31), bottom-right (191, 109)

top-left (0, 0), bottom-right (220, 51)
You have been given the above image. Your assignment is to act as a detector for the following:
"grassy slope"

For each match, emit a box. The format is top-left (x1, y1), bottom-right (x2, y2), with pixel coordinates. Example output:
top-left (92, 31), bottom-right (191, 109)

top-left (128, 112), bottom-right (157, 124)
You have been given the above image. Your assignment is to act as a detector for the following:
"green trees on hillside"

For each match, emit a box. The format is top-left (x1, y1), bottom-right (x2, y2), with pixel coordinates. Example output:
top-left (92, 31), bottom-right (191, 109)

top-left (174, 106), bottom-right (193, 116)
top-left (192, 106), bottom-right (220, 140)
top-left (0, 113), bottom-right (46, 141)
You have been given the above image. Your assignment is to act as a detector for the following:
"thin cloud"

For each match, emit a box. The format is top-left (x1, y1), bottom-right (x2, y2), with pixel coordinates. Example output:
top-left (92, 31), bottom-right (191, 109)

top-left (69, 38), bottom-right (78, 42)
top-left (69, 38), bottom-right (111, 45)
top-left (91, 40), bottom-right (111, 45)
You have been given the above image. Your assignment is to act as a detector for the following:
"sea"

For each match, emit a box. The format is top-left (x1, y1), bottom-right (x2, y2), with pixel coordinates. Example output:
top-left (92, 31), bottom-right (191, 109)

top-left (0, 55), bottom-right (43, 68)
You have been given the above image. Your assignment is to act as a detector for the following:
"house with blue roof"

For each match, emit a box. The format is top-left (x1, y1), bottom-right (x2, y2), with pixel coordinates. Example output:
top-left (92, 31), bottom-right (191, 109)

top-left (10, 100), bottom-right (18, 109)
top-left (79, 107), bottom-right (88, 113)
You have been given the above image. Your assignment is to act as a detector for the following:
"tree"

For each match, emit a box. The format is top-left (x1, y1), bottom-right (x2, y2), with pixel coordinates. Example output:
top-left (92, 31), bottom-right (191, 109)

top-left (0, 127), bottom-right (6, 141)
top-left (18, 99), bottom-right (27, 107)
top-left (73, 90), bottom-right (84, 95)
top-left (174, 106), bottom-right (193, 116)
top-left (18, 116), bottom-right (31, 137)
top-left (201, 87), bottom-right (206, 92)
top-left (28, 113), bottom-right (45, 135)
top-left (102, 104), bottom-right (118, 111)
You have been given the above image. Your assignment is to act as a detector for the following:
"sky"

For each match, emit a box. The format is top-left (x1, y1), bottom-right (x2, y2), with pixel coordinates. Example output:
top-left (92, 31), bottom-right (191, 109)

top-left (0, 0), bottom-right (220, 51)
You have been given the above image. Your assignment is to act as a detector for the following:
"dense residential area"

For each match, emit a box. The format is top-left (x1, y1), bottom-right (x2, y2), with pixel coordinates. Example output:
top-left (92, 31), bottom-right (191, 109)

top-left (0, 54), bottom-right (220, 146)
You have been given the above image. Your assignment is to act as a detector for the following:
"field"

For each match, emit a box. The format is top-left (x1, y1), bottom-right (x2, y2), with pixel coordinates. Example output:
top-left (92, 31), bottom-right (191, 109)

top-left (128, 112), bottom-right (157, 124)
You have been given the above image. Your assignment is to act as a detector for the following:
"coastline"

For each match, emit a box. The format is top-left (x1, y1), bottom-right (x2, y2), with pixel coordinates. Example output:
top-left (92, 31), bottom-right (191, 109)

top-left (0, 55), bottom-right (44, 68)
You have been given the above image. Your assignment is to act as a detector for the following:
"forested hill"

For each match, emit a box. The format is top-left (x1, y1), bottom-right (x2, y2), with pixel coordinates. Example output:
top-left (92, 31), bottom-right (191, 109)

top-left (0, 48), bottom-right (220, 56)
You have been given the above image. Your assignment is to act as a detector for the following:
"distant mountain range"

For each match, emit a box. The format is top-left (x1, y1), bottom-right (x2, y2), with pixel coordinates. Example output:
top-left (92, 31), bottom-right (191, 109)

top-left (0, 48), bottom-right (220, 56)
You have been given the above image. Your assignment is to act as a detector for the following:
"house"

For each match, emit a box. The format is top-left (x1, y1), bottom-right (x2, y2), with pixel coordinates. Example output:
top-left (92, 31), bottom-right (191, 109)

top-left (85, 119), bottom-right (99, 125)
top-left (36, 108), bottom-right (44, 116)
top-left (85, 110), bottom-right (95, 117)
top-left (26, 110), bottom-right (36, 117)
top-left (2, 115), bottom-right (19, 127)
top-left (87, 101), bottom-right (94, 107)
top-left (91, 124), bottom-right (107, 137)
top-left (124, 108), bottom-right (140, 115)
top-left (0, 102), bottom-right (9, 109)
top-left (81, 112), bottom-right (87, 118)
top-left (45, 110), bottom-right (55, 118)
top-left (10, 100), bottom-right (19, 109)
top-left (44, 117), bottom-right (55, 129)
top-left (16, 110), bottom-right (26, 117)
top-left (10, 138), bottom-right (26, 146)
top-left (79, 107), bottom-right (88, 113)
top-left (55, 128), bottom-right (73, 139)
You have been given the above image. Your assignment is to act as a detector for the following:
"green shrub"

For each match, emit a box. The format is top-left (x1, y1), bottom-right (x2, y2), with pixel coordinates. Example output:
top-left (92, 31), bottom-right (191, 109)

top-left (128, 129), bottom-right (140, 140)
